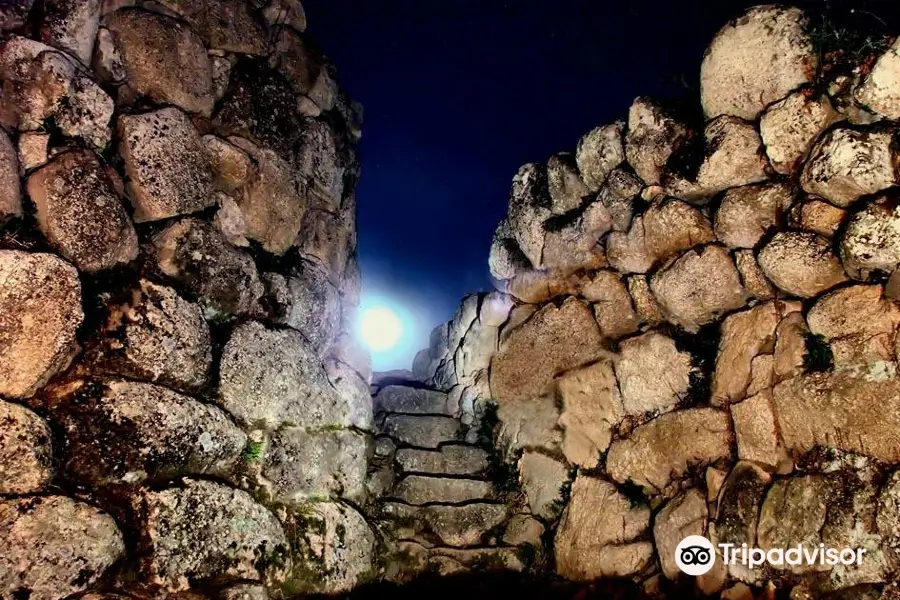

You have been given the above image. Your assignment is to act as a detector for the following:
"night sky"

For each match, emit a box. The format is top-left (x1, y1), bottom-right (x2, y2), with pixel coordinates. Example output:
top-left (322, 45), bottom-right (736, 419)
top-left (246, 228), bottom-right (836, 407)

top-left (305, 0), bottom-right (900, 369)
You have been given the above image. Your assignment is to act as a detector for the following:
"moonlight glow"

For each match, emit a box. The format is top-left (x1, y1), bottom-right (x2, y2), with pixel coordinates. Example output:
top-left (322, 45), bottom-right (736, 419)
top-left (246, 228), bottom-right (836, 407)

top-left (359, 306), bottom-right (403, 351)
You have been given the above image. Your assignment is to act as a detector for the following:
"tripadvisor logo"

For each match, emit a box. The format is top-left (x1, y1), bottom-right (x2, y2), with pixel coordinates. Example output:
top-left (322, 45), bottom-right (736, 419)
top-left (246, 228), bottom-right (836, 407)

top-left (675, 535), bottom-right (869, 576)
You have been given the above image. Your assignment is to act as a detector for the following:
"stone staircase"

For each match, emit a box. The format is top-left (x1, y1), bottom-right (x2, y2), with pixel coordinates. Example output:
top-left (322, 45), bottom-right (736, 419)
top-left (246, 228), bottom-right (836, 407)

top-left (367, 381), bottom-right (529, 579)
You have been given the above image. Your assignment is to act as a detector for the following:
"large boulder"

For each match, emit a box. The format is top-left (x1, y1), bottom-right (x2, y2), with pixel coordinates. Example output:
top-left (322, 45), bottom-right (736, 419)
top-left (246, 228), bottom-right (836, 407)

top-left (218, 321), bottom-right (346, 429)
top-left (262, 263), bottom-right (341, 356)
top-left (855, 37), bottom-right (900, 120)
top-left (153, 218), bottom-right (263, 318)
top-left (614, 331), bottom-right (692, 417)
top-left (27, 149), bottom-right (138, 272)
top-left (642, 198), bottom-right (716, 263)
top-left (772, 371), bottom-right (900, 462)
top-left (38, 0), bottom-right (100, 65)
top-left (0, 400), bottom-right (53, 494)
top-left (506, 163), bottom-right (552, 267)
top-left (269, 27), bottom-right (337, 114)
top-left (654, 489), bottom-right (708, 579)
top-left (155, 0), bottom-right (267, 55)
top-left (700, 5), bottom-right (817, 120)
top-left (0, 496), bottom-right (124, 600)
top-left (558, 360), bottom-right (625, 469)
top-left (584, 270), bottom-right (639, 339)
top-left (137, 479), bottom-right (289, 590)
top-left (625, 97), bottom-right (692, 185)
top-left (105, 8), bottom-right (214, 115)
top-left (56, 379), bottom-right (246, 488)
top-left (606, 215), bottom-right (654, 274)
top-left (606, 408), bottom-right (734, 494)
top-left (518, 451), bottom-right (569, 519)
top-left (758, 231), bottom-right (848, 298)
top-left (757, 475), bottom-right (830, 573)
top-left (840, 197), bottom-right (900, 278)
top-left (295, 208), bottom-right (354, 283)
top-left (759, 92), bottom-right (842, 175)
top-left (490, 298), bottom-right (605, 405)
top-left (595, 168), bottom-right (643, 232)
top-left (649, 244), bottom-right (747, 331)
top-left (800, 127), bottom-right (898, 208)
top-left (0, 251), bottom-right (82, 399)
top-left (382, 502), bottom-right (508, 548)
top-left (575, 122), bottom-right (625, 192)
top-left (730, 390), bottom-right (790, 470)
top-left (295, 118), bottom-right (346, 211)
top-left (118, 107), bottom-right (214, 223)
top-left (264, 427), bottom-right (367, 504)
top-left (554, 476), bottom-right (653, 580)
top-left (87, 280), bottom-right (211, 392)
top-left (714, 182), bottom-right (793, 249)
top-left (794, 198), bottom-right (847, 239)
top-left (497, 393), bottom-right (563, 454)
top-left (546, 152), bottom-right (589, 215)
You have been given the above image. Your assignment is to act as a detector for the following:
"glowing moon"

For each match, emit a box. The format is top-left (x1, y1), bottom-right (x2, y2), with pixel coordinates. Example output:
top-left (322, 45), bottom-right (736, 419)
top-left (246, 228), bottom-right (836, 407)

top-left (359, 306), bottom-right (403, 351)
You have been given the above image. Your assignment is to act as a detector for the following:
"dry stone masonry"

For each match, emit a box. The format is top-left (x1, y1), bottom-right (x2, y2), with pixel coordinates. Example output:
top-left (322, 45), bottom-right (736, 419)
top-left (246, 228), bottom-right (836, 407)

top-left (0, 0), bottom-right (374, 599)
top-left (402, 4), bottom-right (900, 598)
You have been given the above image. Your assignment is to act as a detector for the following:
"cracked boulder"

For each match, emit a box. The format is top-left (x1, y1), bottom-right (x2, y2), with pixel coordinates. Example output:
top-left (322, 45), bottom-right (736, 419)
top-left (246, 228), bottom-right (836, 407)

top-left (625, 96), bottom-right (692, 185)
top-left (714, 182), bottom-right (793, 249)
top-left (27, 149), bottom-right (138, 272)
top-left (87, 280), bottom-right (211, 393)
top-left (261, 262), bottom-right (340, 355)
top-left (0, 400), bottom-right (53, 494)
top-left (137, 479), bottom-right (289, 590)
top-left (758, 231), bottom-right (847, 298)
top-left (614, 331), bottom-right (692, 417)
top-left (0, 251), bottom-right (82, 399)
top-left (840, 197), bottom-right (900, 279)
top-left (546, 152), bottom-right (589, 215)
top-left (584, 270), bottom-right (639, 339)
top-left (105, 8), bottom-right (214, 115)
top-left (575, 122), bottom-right (625, 192)
top-left (649, 244), bottom-right (747, 331)
top-left (153, 218), bottom-right (263, 319)
top-left (800, 127), bottom-right (898, 208)
top-left (295, 118), bottom-right (346, 211)
top-left (219, 321), bottom-right (346, 429)
top-left (506, 163), bottom-right (552, 267)
top-left (155, 0), bottom-right (267, 55)
top-left (518, 451), bottom-right (569, 520)
top-left (700, 5), bottom-right (817, 120)
top-left (118, 107), bottom-right (214, 223)
top-left (38, 0), bottom-right (100, 65)
top-left (55, 379), bottom-right (245, 488)
top-left (759, 91), bottom-right (842, 175)
top-left (654, 489), bottom-right (708, 579)
top-left (606, 408), bottom-right (733, 494)
top-left (0, 496), bottom-right (124, 600)
top-left (554, 476), bottom-right (653, 580)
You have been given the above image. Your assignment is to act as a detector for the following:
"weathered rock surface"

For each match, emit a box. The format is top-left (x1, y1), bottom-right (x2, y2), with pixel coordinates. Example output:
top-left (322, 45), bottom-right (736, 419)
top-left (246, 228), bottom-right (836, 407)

top-left (576, 122), bottom-right (625, 192)
top-left (625, 97), bottom-right (692, 185)
top-left (269, 28), bottom-right (336, 114)
top-left (554, 476), bottom-right (652, 580)
top-left (282, 502), bottom-right (374, 595)
top-left (490, 298), bottom-right (605, 405)
top-left (546, 152), bottom-right (589, 215)
top-left (757, 475), bottom-right (829, 571)
top-left (758, 232), bottom-right (848, 298)
top-left (265, 427), bottom-right (367, 503)
top-left (205, 135), bottom-right (252, 194)
top-left (735, 249), bottom-right (776, 301)
top-left (380, 414), bottom-right (460, 449)
top-left (296, 208), bottom-right (353, 282)
top-left (856, 38), bottom-right (900, 121)
top-left (714, 462), bottom-right (771, 558)
top-left (153, 218), bottom-right (263, 318)
top-left (105, 8), bottom-right (214, 115)
top-left (392, 475), bottom-right (493, 505)
top-left (155, 0), bottom-right (267, 55)
top-left (667, 116), bottom-right (770, 202)
top-left (584, 270), bottom-right (639, 339)
top-left (731, 390), bottom-right (789, 470)
top-left (382, 502), bottom-right (509, 547)
top-left (0, 496), bottom-right (125, 600)
top-left (295, 118), bottom-right (345, 211)
top-left (518, 451), bottom-right (569, 519)
top-left (219, 321), bottom-right (345, 429)
top-left (606, 408), bottom-right (734, 493)
top-left (58, 379), bottom-right (245, 487)
top-left (714, 183), bottom-right (793, 249)
top-left (39, 0), bottom-right (100, 65)
top-left (263, 262), bottom-right (340, 355)
top-left (616, 332), bottom-right (692, 417)
top-left (801, 127), bottom-right (898, 208)
top-left (394, 445), bottom-right (489, 476)
top-left (840, 198), bottom-right (900, 278)
top-left (700, 5), bottom-right (817, 120)
top-left (118, 107), bottom-right (214, 222)
top-left (773, 311), bottom-right (809, 382)
top-left (557, 359), bottom-right (623, 468)
top-left (0, 251), bottom-right (82, 398)
top-left (138, 479), bottom-right (289, 589)
top-left (606, 215), bottom-right (654, 274)
top-left (0, 400), bottom-right (53, 494)
top-left (643, 198), bottom-right (716, 261)
top-left (654, 489), bottom-right (708, 579)
top-left (807, 284), bottom-right (900, 366)
top-left (506, 163), bottom-right (551, 267)
top-left (760, 92), bottom-right (841, 175)
top-left (28, 149), bottom-right (138, 272)
top-left (796, 199), bottom-right (847, 238)
top-left (497, 394), bottom-right (562, 454)
top-left (596, 168), bottom-right (642, 232)
top-left (0, 129), bottom-right (21, 218)
top-left (773, 372), bottom-right (900, 462)
top-left (650, 244), bottom-right (747, 331)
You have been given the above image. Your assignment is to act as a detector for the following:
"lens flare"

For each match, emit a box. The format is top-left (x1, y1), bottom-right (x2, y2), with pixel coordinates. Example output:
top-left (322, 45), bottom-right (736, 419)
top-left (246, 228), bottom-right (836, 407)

top-left (359, 306), bottom-right (403, 351)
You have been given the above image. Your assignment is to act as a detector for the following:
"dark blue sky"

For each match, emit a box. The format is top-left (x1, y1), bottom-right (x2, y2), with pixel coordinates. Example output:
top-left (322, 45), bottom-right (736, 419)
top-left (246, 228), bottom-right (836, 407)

top-left (305, 0), bottom-right (899, 369)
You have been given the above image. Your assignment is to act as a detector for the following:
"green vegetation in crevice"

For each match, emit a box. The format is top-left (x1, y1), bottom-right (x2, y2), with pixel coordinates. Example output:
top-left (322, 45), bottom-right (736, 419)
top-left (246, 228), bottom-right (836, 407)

top-left (242, 440), bottom-right (266, 463)
top-left (803, 332), bottom-right (834, 373)
top-left (805, 2), bottom-right (894, 75)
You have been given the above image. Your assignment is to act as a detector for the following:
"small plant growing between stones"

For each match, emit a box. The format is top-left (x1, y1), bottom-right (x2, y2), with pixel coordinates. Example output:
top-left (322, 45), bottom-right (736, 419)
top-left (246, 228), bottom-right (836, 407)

top-left (806, 3), bottom-right (893, 75)
top-left (803, 332), bottom-right (834, 373)
top-left (242, 440), bottom-right (266, 463)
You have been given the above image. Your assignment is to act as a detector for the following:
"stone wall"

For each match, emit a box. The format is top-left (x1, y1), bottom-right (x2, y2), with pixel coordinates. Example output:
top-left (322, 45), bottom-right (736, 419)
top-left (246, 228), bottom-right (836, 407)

top-left (409, 5), bottom-right (900, 598)
top-left (0, 1), bottom-right (375, 599)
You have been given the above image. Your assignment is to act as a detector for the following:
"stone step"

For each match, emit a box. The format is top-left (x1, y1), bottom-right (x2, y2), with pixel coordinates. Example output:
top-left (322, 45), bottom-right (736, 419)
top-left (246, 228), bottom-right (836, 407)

top-left (394, 541), bottom-right (525, 578)
top-left (380, 414), bottom-right (460, 449)
top-left (381, 502), bottom-right (509, 547)
top-left (391, 475), bottom-right (494, 505)
top-left (374, 385), bottom-right (455, 416)
top-left (395, 445), bottom-right (490, 476)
